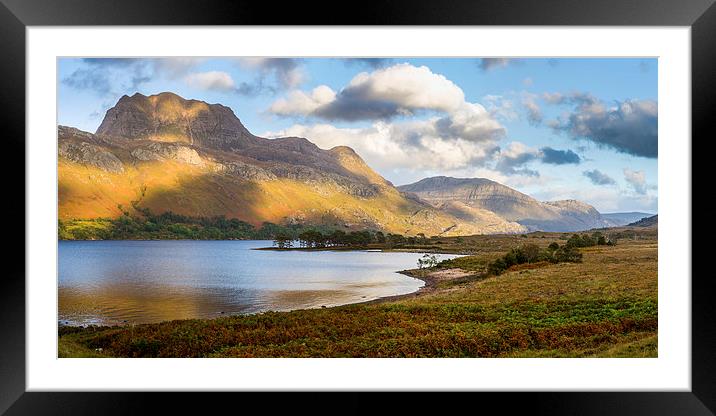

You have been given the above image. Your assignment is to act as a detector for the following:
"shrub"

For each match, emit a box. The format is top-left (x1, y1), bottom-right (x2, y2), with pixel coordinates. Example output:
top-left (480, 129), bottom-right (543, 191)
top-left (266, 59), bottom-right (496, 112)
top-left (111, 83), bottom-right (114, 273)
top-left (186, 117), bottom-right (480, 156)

top-left (553, 245), bottom-right (583, 263)
top-left (488, 241), bottom-right (584, 275)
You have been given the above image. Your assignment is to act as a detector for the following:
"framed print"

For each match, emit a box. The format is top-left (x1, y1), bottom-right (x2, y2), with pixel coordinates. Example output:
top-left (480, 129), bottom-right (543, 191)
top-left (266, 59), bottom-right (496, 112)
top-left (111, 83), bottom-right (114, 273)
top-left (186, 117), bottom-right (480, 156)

top-left (2, 0), bottom-right (712, 414)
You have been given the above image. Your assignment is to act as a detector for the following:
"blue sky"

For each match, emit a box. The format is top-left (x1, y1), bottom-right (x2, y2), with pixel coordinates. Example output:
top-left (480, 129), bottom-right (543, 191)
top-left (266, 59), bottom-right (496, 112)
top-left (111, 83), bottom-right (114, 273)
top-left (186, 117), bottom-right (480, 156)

top-left (58, 57), bottom-right (658, 213)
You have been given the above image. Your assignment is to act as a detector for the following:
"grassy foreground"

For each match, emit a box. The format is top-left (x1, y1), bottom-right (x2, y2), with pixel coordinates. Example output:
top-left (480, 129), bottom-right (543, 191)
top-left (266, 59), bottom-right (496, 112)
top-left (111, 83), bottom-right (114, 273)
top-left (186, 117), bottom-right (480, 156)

top-left (59, 228), bottom-right (657, 358)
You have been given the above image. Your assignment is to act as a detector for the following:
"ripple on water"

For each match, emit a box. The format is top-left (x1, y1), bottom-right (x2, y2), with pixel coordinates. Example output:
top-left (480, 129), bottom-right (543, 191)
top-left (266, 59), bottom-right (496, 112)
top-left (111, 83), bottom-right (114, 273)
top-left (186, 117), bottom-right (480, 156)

top-left (59, 240), bottom-right (458, 325)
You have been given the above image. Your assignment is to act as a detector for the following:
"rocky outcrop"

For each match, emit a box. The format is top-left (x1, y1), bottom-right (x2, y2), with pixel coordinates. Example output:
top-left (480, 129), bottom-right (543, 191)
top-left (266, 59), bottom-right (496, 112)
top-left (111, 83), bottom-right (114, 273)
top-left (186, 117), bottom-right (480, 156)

top-left (58, 141), bottom-right (124, 173)
top-left (131, 142), bottom-right (203, 165)
top-left (213, 161), bottom-right (277, 182)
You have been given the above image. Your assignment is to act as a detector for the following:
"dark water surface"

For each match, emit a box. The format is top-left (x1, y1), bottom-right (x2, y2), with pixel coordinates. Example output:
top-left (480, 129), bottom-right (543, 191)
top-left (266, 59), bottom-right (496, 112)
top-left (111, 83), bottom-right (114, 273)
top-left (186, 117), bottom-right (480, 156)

top-left (59, 240), bottom-right (457, 326)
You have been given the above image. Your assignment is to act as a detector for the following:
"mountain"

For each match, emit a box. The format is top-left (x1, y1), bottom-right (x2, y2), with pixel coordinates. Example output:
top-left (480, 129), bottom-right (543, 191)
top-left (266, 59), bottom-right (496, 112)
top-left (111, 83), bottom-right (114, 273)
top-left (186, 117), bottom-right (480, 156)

top-left (58, 92), bottom-right (525, 236)
top-left (601, 212), bottom-right (653, 227)
top-left (628, 215), bottom-right (658, 227)
top-left (398, 176), bottom-right (613, 232)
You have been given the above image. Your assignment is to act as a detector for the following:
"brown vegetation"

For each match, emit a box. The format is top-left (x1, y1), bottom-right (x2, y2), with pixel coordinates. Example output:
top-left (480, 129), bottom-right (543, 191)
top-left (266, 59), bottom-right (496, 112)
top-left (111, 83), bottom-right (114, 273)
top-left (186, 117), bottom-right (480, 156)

top-left (59, 228), bottom-right (657, 358)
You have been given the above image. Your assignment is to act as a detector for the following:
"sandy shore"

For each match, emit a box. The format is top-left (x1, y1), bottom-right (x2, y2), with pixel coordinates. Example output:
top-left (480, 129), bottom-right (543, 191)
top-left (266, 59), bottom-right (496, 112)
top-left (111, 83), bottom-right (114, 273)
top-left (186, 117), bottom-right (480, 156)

top-left (360, 267), bottom-right (478, 305)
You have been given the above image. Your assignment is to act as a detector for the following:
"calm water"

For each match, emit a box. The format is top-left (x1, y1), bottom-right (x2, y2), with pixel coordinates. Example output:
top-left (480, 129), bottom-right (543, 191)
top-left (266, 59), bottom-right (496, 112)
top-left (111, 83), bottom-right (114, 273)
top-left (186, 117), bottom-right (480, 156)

top-left (59, 240), bottom-right (457, 326)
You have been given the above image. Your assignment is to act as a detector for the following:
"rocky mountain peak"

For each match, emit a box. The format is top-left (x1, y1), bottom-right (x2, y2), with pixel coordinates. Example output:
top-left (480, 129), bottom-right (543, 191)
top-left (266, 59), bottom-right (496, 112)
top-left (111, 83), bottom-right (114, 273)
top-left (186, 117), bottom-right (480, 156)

top-left (96, 92), bottom-right (258, 151)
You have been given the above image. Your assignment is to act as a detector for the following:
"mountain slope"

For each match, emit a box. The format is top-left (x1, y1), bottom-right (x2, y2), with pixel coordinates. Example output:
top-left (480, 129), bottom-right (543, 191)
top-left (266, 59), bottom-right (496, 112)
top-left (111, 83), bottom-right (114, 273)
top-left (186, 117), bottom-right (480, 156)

top-left (628, 215), bottom-right (658, 227)
top-left (601, 212), bottom-right (653, 227)
top-left (398, 176), bottom-right (613, 232)
top-left (58, 92), bottom-right (525, 236)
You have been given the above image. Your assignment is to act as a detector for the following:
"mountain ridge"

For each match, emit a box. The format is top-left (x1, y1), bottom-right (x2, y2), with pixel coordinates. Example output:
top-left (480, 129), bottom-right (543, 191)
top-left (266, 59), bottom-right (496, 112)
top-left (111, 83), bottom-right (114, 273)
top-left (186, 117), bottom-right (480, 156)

top-left (59, 92), bottom-right (628, 236)
top-left (59, 92), bottom-right (527, 236)
top-left (398, 176), bottom-right (615, 232)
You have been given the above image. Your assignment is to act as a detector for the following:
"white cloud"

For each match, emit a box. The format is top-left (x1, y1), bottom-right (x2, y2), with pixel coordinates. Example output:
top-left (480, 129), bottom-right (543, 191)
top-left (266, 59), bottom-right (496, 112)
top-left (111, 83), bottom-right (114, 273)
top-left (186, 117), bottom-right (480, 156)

top-left (265, 63), bottom-right (507, 177)
top-left (546, 92), bottom-right (658, 158)
top-left (269, 63), bottom-right (466, 120)
top-left (623, 168), bottom-right (648, 194)
top-left (269, 85), bottom-right (336, 116)
top-left (184, 71), bottom-right (236, 91)
top-left (265, 116), bottom-right (500, 174)
top-left (345, 63), bottom-right (465, 113)
top-left (494, 142), bottom-right (540, 176)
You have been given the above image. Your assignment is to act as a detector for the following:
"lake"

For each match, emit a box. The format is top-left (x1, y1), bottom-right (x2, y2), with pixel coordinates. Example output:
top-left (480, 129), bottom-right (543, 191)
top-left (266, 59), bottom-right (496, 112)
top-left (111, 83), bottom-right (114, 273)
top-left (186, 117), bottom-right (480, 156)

top-left (58, 240), bottom-right (458, 326)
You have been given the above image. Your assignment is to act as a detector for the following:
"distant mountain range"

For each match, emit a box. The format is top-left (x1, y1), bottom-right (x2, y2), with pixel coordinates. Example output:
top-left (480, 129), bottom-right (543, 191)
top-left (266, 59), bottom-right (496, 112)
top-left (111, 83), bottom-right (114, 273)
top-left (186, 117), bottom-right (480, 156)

top-left (601, 212), bottom-right (653, 226)
top-left (58, 92), bottom-right (652, 236)
top-left (398, 176), bottom-right (646, 232)
top-left (628, 215), bottom-right (658, 227)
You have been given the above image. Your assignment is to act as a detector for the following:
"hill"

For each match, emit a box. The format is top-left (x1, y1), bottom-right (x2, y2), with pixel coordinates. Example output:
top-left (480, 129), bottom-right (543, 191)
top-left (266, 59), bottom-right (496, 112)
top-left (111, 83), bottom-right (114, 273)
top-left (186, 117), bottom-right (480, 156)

top-left (628, 215), bottom-right (658, 227)
top-left (398, 176), bottom-right (613, 232)
top-left (601, 212), bottom-right (653, 226)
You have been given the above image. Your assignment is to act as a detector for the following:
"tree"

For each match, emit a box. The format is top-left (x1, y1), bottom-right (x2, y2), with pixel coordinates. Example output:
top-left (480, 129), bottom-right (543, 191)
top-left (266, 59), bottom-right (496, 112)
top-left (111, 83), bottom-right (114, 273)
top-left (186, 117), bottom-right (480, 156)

top-left (273, 232), bottom-right (293, 249)
top-left (417, 253), bottom-right (440, 269)
top-left (329, 230), bottom-right (347, 246)
top-left (387, 233), bottom-right (406, 246)
top-left (374, 231), bottom-right (386, 244)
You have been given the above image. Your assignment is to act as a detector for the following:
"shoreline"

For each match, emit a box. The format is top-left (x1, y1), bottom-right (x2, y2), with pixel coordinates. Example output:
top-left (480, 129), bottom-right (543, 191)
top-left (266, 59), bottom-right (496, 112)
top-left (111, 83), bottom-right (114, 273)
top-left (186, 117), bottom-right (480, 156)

top-left (58, 262), bottom-right (462, 329)
top-left (253, 245), bottom-right (470, 255)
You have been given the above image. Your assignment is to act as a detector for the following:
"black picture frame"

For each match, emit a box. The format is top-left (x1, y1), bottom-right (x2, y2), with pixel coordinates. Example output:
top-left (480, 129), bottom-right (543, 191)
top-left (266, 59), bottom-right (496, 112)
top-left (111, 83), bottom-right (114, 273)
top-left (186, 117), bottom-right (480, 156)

top-left (1, 0), bottom-right (710, 414)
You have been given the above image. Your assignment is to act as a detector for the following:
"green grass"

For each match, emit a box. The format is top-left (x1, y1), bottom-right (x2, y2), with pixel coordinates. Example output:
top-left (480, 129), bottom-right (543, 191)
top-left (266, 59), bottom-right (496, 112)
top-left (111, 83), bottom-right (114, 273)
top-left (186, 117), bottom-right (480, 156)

top-left (58, 229), bottom-right (657, 358)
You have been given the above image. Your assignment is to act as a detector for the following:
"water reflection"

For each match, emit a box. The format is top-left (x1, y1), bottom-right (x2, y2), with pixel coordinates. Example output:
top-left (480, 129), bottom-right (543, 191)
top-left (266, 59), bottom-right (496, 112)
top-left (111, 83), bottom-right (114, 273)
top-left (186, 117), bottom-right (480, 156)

top-left (59, 240), bottom-right (458, 326)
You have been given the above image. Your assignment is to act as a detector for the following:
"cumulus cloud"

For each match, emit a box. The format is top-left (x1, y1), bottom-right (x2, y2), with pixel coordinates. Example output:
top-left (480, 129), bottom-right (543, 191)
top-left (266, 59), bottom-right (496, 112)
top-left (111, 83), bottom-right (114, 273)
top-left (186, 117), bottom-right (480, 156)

top-left (545, 91), bottom-right (658, 158)
top-left (540, 147), bottom-right (580, 165)
top-left (493, 143), bottom-right (581, 177)
top-left (495, 142), bottom-right (540, 176)
top-left (623, 168), bottom-right (647, 194)
top-left (269, 86), bottom-right (337, 116)
top-left (432, 102), bottom-right (505, 142)
top-left (266, 121), bottom-right (500, 173)
top-left (583, 169), bottom-right (616, 185)
top-left (184, 71), bottom-right (236, 91)
top-left (269, 63), bottom-right (467, 121)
